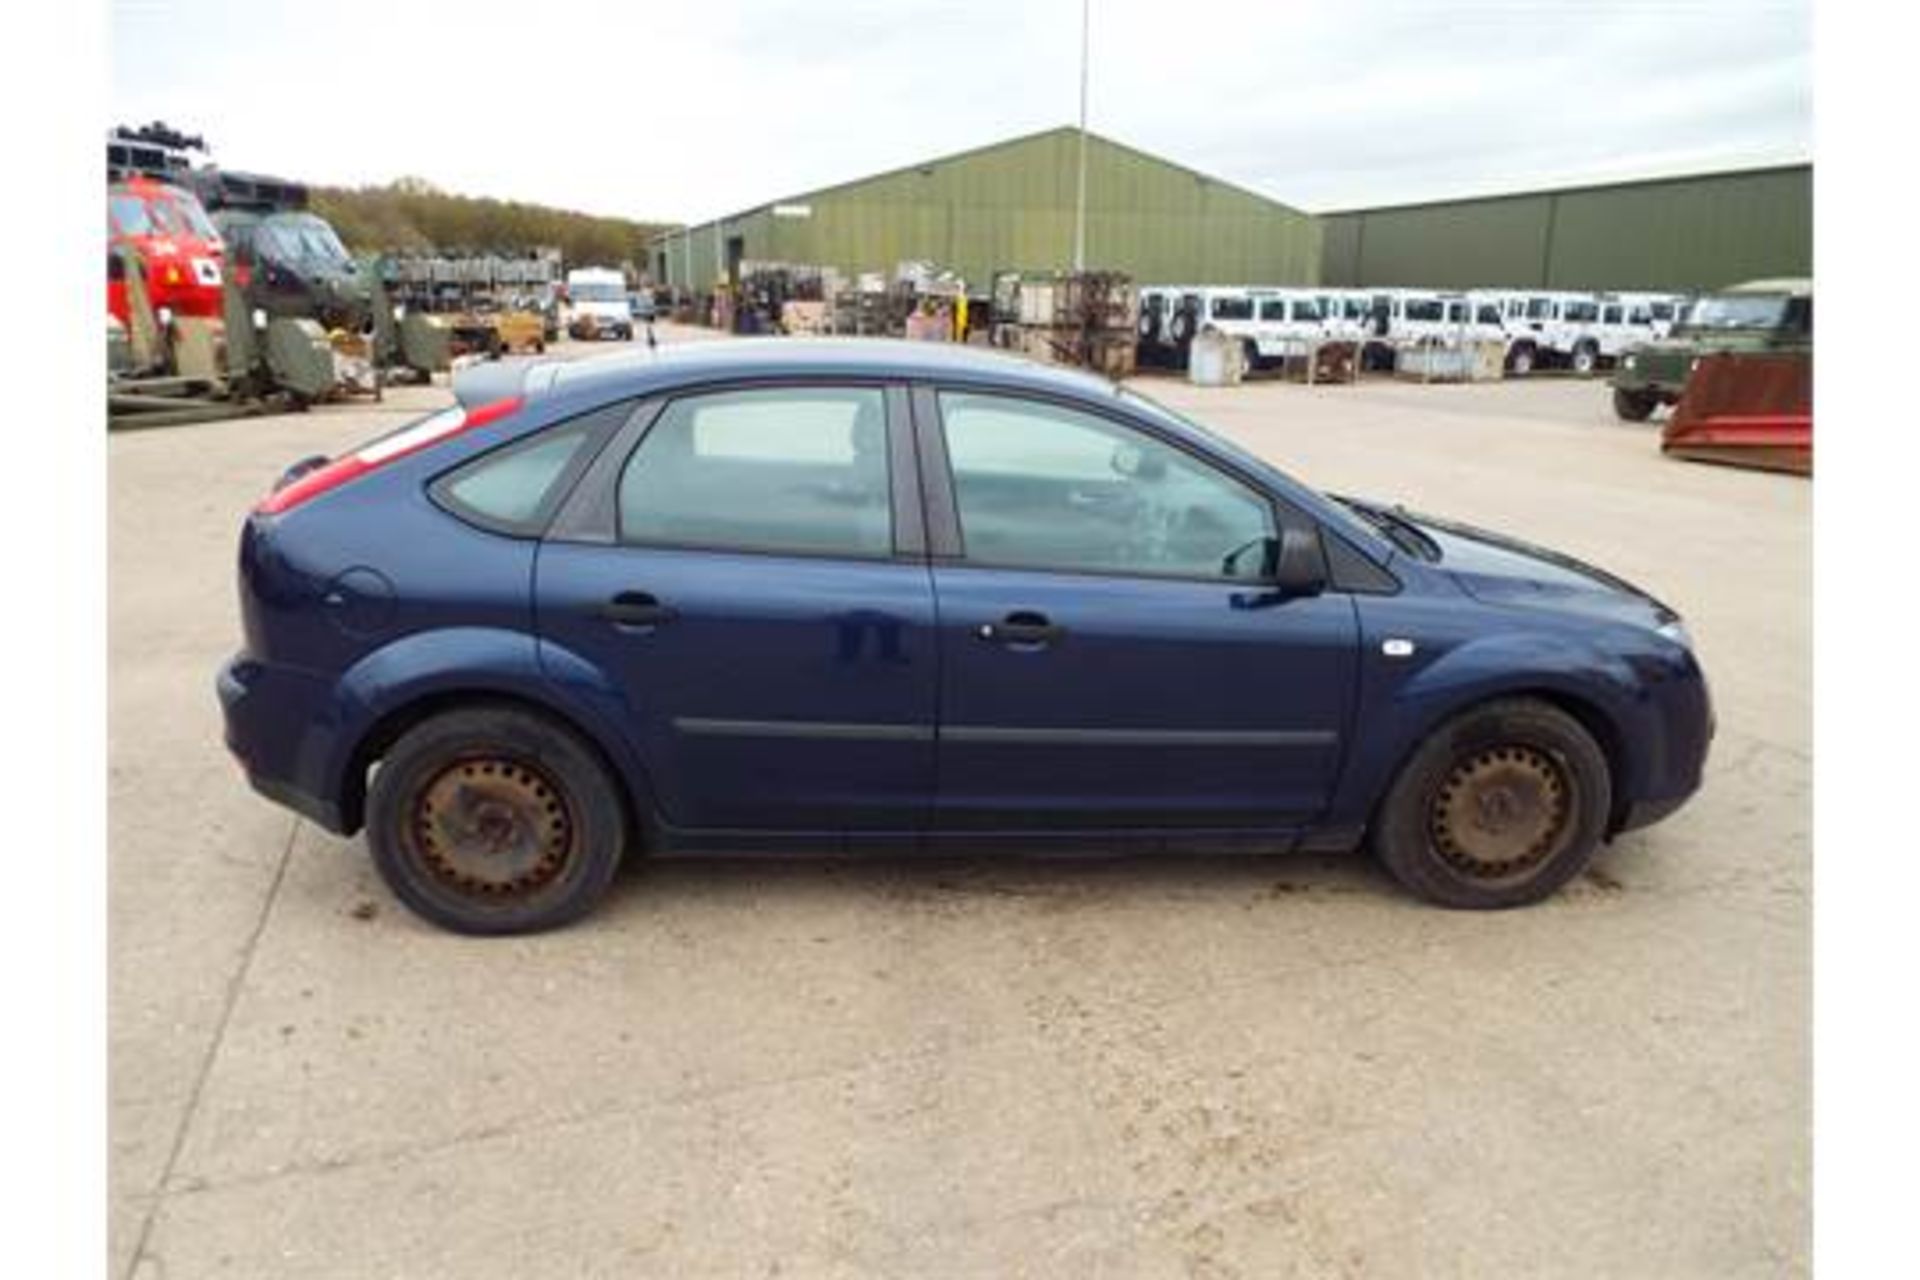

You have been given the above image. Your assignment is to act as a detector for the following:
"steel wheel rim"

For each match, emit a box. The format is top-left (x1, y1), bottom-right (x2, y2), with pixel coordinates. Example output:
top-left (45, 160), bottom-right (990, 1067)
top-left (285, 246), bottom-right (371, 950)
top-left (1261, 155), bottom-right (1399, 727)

top-left (409, 755), bottom-right (576, 901)
top-left (1429, 744), bottom-right (1574, 882)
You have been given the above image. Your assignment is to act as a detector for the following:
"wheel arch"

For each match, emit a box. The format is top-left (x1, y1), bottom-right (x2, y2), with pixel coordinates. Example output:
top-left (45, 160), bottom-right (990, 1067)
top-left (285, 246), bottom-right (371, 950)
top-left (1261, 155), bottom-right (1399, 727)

top-left (1354, 681), bottom-right (1641, 842)
top-left (338, 686), bottom-right (652, 842)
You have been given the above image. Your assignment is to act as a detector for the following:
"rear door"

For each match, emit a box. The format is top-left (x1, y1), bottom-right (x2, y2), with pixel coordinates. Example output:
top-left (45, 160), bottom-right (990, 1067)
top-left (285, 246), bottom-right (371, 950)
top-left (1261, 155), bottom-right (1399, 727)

top-left (916, 387), bottom-right (1359, 831)
top-left (535, 382), bottom-right (938, 833)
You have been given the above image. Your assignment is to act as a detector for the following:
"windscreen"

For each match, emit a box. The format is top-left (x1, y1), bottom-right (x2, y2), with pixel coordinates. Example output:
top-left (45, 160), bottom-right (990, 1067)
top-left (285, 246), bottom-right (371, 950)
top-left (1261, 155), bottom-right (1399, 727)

top-left (263, 214), bottom-right (352, 267)
top-left (109, 194), bottom-right (153, 237)
top-left (155, 191), bottom-right (220, 242)
top-left (1681, 294), bottom-right (1792, 331)
top-left (571, 281), bottom-right (627, 302)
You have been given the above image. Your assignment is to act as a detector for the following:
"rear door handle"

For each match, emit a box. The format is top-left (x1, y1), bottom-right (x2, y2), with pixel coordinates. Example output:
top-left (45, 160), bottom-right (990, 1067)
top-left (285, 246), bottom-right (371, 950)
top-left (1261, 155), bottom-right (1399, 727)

top-left (976, 610), bottom-right (1063, 648)
top-left (597, 591), bottom-right (678, 628)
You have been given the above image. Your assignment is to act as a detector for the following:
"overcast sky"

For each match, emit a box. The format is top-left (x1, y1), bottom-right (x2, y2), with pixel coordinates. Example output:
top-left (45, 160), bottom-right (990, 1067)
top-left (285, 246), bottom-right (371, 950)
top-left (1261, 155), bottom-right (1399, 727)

top-left (111, 0), bottom-right (1809, 222)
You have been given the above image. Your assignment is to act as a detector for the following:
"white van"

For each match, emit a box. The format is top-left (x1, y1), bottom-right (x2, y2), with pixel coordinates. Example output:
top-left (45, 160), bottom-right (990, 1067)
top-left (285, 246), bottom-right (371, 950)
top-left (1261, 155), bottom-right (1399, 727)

top-left (1138, 285), bottom-right (1333, 369)
top-left (564, 266), bottom-right (633, 341)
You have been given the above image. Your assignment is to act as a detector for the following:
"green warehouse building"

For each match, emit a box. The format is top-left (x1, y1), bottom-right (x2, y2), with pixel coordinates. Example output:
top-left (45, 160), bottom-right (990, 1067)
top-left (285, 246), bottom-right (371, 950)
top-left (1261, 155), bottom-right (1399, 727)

top-left (649, 126), bottom-right (1322, 293)
top-left (1318, 163), bottom-right (1811, 292)
top-left (649, 127), bottom-right (1810, 296)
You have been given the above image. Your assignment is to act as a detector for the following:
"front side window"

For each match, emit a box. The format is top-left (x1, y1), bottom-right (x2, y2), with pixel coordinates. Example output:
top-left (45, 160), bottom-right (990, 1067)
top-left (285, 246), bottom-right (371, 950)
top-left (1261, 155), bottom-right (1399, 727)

top-left (1602, 304), bottom-right (1623, 324)
top-left (1404, 299), bottom-right (1443, 322)
top-left (1258, 299), bottom-right (1286, 321)
top-left (1564, 301), bottom-right (1599, 322)
top-left (1477, 304), bottom-right (1502, 325)
top-left (1210, 296), bottom-right (1254, 321)
top-left (939, 392), bottom-right (1276, 581)
top-left (619, 386), bottom-right (892, 557)
top-left (1292, 298), bottom-right (1323, 321)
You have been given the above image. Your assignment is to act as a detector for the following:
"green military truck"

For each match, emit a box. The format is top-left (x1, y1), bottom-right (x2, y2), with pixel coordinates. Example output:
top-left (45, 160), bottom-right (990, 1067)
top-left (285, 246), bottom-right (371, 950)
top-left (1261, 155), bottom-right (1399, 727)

top-left (1610, 278), bottom-right (1812, 421)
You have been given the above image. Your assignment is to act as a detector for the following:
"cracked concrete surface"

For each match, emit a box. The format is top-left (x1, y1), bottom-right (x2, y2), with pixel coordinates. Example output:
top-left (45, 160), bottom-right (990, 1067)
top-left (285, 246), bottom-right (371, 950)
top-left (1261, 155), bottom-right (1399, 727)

top-left (110, 341), bottom-right (1808, 1277)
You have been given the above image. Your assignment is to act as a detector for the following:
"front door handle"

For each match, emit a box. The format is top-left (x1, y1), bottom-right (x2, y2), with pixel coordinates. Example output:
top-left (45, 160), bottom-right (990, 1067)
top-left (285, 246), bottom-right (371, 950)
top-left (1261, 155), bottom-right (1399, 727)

top-left (976, 610), bottom-right (1063, 648)
top-left (597, 590), bottom-right (678, 628)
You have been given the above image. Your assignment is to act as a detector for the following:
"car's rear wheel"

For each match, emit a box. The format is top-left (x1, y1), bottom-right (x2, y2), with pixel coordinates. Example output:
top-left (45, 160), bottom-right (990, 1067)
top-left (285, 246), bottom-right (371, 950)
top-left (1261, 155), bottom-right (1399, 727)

top-left (366, 706), bottom-right (628, 934)
top-left (1507, 343), bottom-right (1536, 376)
top-left (1571, 342), bottom-right (1599, 376)
top-left (1371, 698), bottom-right (1612, 908)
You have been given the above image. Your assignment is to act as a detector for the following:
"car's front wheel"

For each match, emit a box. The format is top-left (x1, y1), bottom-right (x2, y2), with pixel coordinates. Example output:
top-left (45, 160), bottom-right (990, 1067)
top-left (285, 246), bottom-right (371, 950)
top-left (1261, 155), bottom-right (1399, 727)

top-left (366, 705), bottom-right (629, 934)
top-left (1371, 698), bottom-right (1612, 908)
top-left (1612, 387), bottom-right (1657, 421)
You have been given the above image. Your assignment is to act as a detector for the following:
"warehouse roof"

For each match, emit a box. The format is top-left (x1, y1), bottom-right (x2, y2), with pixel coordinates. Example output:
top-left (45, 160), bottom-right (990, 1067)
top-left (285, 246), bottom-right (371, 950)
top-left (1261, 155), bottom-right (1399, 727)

top-left (649, 125), bottom-right (1312, 246)
top-left (1316, 159), bottom-right (1813, 217)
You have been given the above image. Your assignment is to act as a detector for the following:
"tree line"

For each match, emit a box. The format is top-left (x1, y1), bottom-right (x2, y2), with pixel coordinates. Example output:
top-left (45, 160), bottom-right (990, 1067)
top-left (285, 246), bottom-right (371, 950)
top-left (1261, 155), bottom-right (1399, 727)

top-left (310, 177), bottom-right (675, 269)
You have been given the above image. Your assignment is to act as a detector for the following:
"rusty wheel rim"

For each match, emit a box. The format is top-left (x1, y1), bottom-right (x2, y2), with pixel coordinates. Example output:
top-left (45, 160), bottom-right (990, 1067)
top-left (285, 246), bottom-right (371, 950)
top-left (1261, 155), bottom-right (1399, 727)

top-left (1429, 745), bottom-right (1573, 881)
top-left (410, 756), bottom-right (575, 900)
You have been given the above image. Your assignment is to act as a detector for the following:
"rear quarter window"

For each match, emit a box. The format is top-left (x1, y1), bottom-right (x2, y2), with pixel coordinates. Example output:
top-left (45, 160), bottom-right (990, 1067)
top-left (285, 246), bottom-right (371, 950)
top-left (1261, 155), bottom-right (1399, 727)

top-left (430, 399), bottom-right (632, 536)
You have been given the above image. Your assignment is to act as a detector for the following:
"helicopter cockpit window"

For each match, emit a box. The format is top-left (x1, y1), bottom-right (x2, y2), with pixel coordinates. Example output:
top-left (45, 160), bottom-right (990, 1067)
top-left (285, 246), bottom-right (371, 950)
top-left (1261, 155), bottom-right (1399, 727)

top-left (156, 194), bottom-right (219, 242)
top-left (263, 215), bottom-right (352, 267)
top-left (110, 195), bottom-right (154, 237)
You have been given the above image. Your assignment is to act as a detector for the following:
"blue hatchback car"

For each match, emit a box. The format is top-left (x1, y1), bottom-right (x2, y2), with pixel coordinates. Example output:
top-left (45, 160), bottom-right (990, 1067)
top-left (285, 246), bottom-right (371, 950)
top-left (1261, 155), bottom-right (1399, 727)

top-left (219, 339), bottom-right (1712, 933)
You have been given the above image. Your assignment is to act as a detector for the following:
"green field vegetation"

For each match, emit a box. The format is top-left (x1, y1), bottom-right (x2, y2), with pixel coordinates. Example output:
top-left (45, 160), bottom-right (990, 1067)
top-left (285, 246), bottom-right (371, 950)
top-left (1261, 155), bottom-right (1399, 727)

top-left (312, 177), bottom-right (675, 267)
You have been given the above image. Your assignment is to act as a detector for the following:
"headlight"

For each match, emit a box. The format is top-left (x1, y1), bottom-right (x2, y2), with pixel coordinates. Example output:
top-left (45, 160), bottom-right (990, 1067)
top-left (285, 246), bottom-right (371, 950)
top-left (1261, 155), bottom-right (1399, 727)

top-left (1656, 619), bottom-right (1692, 648)
top-left (1623, 354), bottom-right (1637, 369)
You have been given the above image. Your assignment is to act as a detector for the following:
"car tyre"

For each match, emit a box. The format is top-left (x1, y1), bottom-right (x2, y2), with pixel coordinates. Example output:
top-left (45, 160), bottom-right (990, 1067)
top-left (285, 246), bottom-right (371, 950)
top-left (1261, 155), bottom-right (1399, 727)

top-left (1571, 342), bottom-right (1599, 376)
top-left (1507, 343), bottom-right (1536, 376)
top-left (366, 705), bottom-right (629, 935)
top-left (1370, 697), bottom-right (1612, 909)
top-left (1612, 387), bottom-right (1656, 421)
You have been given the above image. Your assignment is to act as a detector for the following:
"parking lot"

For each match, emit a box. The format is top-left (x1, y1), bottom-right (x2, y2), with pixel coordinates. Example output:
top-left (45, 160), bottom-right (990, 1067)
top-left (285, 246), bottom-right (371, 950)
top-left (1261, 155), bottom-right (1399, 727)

top-left (110, 333), bottom-right (1808, 1277)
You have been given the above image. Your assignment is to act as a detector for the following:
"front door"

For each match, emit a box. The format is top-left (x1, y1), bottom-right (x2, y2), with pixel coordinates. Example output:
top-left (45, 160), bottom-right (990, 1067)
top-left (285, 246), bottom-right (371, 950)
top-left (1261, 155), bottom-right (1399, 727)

top-left (918, 388), bottom-right (1359, 831)
top-left (536, 383), bottom-right (937, 832)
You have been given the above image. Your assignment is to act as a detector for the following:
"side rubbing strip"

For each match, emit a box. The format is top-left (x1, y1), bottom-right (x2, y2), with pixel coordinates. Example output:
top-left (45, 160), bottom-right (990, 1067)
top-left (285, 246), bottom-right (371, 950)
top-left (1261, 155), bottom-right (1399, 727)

top-left (674, 718), bottom-right (934, 742)
top-left (941, 727), bottom-right (1338, 747)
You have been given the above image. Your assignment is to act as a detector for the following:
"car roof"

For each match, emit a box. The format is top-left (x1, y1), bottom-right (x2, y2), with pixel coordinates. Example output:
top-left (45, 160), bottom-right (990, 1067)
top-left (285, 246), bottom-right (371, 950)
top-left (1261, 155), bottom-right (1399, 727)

top-left (1726, 277), bottom-right (1813, 297)
top-left (455, 337), bottom-right (1123, 411)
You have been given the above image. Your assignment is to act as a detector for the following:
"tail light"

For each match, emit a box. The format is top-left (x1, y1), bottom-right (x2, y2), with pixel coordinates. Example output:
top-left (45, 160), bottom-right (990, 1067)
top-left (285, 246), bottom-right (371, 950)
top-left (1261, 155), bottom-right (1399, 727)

top-left (256, 396), bottom-right (523, 515)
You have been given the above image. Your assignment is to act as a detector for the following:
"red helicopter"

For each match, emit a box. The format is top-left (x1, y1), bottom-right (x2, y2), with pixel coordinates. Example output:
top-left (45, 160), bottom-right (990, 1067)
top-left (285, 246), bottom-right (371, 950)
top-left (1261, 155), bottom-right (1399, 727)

top-left (107, 125), bottom-right (227, 326)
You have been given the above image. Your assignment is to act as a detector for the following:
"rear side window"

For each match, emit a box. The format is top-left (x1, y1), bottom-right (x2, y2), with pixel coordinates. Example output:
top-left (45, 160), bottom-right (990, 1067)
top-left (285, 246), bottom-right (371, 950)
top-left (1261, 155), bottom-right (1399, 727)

top-left (1210, 296), bottom-right (1254, 320)
top-left (432, 400), bottom-right (630, 536)
top-left (618, 386), bottom-right (892, 557)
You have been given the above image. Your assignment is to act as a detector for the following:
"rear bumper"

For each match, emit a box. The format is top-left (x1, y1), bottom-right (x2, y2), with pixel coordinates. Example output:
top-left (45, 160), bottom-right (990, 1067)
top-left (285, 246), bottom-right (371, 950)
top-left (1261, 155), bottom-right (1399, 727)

top-left (217, 653), bottom-right (354, 834)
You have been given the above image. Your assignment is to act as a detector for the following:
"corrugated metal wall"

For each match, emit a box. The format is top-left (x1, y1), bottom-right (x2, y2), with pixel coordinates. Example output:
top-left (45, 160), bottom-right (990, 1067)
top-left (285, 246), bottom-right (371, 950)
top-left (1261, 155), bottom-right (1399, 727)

top-left (653, 128), bottom-right (1321, 291)
top-left (1320, 165), bottom-right (1811, 291)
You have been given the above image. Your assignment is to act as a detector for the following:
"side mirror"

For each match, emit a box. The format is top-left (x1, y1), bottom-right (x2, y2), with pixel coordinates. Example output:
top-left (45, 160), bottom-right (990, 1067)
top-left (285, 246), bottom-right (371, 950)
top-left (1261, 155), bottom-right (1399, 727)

top-left (1273, 525), bottom-right (1329, 597)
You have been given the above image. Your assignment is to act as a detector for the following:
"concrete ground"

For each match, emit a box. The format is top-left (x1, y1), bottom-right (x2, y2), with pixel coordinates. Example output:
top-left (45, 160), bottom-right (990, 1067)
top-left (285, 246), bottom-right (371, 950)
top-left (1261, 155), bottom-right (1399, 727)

top-left (110, 334), bottom-right (1808, 1278)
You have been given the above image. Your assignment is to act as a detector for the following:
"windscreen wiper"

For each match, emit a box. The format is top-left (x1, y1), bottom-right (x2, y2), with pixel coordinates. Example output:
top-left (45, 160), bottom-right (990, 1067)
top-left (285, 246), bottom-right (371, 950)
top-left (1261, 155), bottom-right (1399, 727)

top-left (1335, 496), bottom-right (1441, 562)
